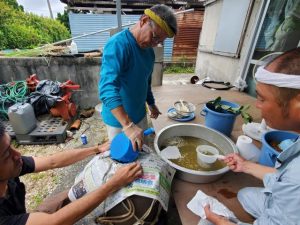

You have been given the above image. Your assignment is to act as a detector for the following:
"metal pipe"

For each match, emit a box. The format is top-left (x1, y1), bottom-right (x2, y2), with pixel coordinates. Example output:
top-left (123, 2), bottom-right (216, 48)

top-left (42, 22), bottom-right (135, 47)
top-left (175, 8), bottom-right (194, 14)
top-left (46, 0), bottom-right (54, 19)
top-left (116, 0), bottom-right (122, 32)
top-left (234, 0), bottom-right (270, 90)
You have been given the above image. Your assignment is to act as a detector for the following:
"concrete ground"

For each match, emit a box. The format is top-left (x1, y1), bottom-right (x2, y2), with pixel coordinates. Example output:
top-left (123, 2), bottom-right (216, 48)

top-left (25, 73), bottom-right (193, 225)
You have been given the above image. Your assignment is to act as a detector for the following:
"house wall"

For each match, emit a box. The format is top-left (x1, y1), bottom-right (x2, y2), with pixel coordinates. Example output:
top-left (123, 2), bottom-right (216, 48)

top-left (195, 0), bottom-right (262, 84)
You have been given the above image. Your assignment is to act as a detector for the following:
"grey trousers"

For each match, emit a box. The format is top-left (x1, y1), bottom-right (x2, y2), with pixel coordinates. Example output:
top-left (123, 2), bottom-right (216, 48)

top-left (237, 187), bottom-right (266, 218)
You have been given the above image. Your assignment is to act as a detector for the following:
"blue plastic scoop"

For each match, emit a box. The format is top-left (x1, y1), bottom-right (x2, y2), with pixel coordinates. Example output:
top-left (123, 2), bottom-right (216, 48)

top-left (110, 127), bottom-right (155, 163)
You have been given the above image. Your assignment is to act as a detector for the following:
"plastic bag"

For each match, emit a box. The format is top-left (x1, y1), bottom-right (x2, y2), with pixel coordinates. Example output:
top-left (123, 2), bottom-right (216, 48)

top-left (26, 92), bottom-right (61, 116)
top-left (36, 80), bottom-right (62, 96)
top-left (26, 80), bottom-right (62, 116)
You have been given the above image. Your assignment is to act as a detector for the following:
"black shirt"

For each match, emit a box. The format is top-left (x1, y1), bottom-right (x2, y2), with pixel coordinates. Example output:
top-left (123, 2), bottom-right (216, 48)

top-left (0, 156), bottom-right (35, 225)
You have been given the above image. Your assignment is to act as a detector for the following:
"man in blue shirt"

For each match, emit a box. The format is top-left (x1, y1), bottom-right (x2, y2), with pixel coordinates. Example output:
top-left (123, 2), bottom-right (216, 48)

top-left (0, 121), bottom-right (142, 225)
top-left (99, 4), bottom-right (177, 150)
top-left (204, 48), bottom-right (300, 225)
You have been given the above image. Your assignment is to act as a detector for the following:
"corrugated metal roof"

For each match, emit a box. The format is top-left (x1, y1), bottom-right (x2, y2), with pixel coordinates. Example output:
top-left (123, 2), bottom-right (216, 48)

top-left (164, 39), bottom-right (174, 62)
top-left (172, 10), bottom-right (204, 62)
top-left (69, 13), bottom-right (139, 52)
top-left (69, 13), bottom-right (174, 61)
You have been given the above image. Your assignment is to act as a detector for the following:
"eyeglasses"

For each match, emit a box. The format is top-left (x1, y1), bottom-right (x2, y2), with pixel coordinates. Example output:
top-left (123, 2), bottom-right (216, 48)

top-left (151, 30), bottom-right (161, 44)
top-left (148, 22), bottom-right (163, 44)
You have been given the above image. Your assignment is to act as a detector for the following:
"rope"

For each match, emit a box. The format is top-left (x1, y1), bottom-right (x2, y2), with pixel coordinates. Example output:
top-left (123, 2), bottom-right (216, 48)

top-left (96, 198), bottom-right (136, 224)
top-left (95, 198), bottom-right (162, 225)
top-left (0, 81), bottom-right (28, 120)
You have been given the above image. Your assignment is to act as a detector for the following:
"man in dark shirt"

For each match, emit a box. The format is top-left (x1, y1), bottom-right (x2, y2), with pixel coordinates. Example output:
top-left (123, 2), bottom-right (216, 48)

top-left (0, 121), bottom-right (142, 225)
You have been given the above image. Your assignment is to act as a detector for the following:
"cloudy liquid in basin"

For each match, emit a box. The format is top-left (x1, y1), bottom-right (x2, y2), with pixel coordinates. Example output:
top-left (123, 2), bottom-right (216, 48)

top-left (161, 136), bottom-right (226, 171)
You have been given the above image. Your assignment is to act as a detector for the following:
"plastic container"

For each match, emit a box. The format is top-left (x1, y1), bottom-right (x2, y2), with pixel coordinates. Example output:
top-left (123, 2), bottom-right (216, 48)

top-left (200, 100), bottom-right (239, 136)
top-left (236, 135), bottom-right (261, 162)
top-left (69, 41), bottom-right (78, 54)
top-left (95, 103), bottom-right (102, 118)
top-left (196, 145), bottom-right (224, 165)
top-left (258, 130), bottom-right (299, 166)
top-left (8, 103), bottom-right (37, 134)
top-left (110, 128), bottom-right (155, 163)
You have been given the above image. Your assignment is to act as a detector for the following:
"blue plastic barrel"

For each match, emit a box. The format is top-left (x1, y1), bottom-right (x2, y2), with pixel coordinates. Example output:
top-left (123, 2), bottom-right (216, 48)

top-left (201, 100), bottom-right (239, 136)
top-left (259, 130), bottom-right (299, 167)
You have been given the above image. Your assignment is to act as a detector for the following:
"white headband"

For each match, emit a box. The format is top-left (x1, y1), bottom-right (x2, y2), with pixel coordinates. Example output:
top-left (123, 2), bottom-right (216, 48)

top-left (255, 67), bottom-right (300, 89)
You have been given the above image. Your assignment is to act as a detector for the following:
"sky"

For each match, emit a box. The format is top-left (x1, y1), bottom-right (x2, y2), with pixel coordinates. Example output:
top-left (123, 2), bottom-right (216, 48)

top-left (17, 0), bottom-right (66, 18)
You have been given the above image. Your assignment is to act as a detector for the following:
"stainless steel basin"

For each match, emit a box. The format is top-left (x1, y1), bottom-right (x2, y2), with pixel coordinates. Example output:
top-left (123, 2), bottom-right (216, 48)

top-left (154, 123), bottom-right (238, 183)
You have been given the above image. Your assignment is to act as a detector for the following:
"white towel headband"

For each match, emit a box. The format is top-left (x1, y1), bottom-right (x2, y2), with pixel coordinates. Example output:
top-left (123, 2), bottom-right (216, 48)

top-left (255, 67), bottom-right (300, 89)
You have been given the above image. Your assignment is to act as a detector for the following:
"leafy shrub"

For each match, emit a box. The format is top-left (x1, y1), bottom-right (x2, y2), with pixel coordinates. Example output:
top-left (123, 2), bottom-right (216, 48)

top-left (0, 30), bottom-right (7, 49)
top-left (0, 1), bottom-right (16, 25)
top-left (57, 10), bottom-right (70, 31)
top-left (0, 0), bottom-right (70, 50)
top-left (3, 24), bottom-right (43, 49)
top-left (24, 13), bottom-right (70, 43)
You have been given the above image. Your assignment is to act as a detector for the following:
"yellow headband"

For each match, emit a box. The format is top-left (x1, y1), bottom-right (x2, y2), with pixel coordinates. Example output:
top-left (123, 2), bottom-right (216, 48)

top-left (144, 9), bottom-right (174, 38)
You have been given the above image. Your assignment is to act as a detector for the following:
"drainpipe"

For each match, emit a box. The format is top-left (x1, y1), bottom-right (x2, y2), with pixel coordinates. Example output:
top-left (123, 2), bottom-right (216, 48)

top-left (234, 0), bottom-right (270, 90)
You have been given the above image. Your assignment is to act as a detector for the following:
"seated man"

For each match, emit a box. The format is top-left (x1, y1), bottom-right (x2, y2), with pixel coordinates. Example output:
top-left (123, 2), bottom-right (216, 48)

top-left (0, 121), bottom-right (142, 225)
top-left (204, 47), bottom-right (300, 225)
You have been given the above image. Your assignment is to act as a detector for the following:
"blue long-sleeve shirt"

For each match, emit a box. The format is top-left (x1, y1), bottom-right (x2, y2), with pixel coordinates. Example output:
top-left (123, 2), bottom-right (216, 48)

top-left (99, 29), bottom-right (155, 127)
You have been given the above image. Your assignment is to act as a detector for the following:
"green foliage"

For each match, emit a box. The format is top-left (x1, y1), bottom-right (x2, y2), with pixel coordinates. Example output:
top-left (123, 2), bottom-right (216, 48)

top-left (0, 0), bottom-right (70, 50)
top-left (164, 65), bottom-right (195, 73)
top-left (57, 10), bottom-right (70, 31)
top-left (0, 30), bottom-right (7, 49)
top-left (207, 96), bottom-right (253, 124)
top-left (0, 1), bottom-right (16, 24)
top-left (2, 0), bottom-right (23, 11)
top-left (3, 24), bottom-right (43, 49)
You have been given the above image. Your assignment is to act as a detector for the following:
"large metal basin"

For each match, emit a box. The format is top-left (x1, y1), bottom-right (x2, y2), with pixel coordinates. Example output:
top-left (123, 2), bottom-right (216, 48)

top-left (154, 123), bottom-right (238, 183)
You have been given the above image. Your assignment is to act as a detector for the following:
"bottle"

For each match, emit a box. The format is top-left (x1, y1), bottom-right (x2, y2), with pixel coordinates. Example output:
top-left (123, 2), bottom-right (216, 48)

top-left (69, 41), bottom-right (78, 54)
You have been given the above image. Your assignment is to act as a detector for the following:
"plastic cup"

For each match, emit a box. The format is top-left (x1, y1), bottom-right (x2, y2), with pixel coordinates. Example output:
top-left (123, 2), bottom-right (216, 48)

top-left (196, 145), bottom-right (225, 165)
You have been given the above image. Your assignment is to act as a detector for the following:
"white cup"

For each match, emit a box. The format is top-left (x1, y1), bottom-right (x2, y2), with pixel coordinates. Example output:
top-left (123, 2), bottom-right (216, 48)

top-left (236, 135), bottom-right (261, 162)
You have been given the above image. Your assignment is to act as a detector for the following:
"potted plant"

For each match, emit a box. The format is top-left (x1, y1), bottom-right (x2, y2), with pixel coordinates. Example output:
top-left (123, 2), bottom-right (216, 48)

top-left (201, 97), bottom-right (252, 136)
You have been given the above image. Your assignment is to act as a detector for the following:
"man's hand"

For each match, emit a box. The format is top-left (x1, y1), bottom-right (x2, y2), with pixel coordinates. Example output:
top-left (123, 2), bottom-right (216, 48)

top-left (108, 162), bottom-right (143, 191)
top-left (97, 141), bottom-right (110, 153)
top-left (124, 124), bottom-right (144, 151)
top-left (223, 153), bottom-right (276, 180)
top-left (223, 153), bottom-right (247, 172)
top-left (148, 104), bottom-right (161, 119)
top-left (204, 205), bottom-right (236, 225)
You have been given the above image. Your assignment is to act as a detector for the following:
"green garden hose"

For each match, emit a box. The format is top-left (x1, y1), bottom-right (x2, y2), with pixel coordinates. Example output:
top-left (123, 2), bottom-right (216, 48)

top-left (0, 81), bottom-right (28, 120)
